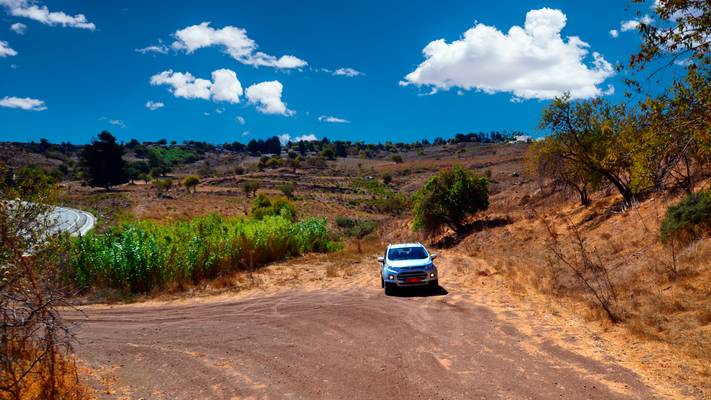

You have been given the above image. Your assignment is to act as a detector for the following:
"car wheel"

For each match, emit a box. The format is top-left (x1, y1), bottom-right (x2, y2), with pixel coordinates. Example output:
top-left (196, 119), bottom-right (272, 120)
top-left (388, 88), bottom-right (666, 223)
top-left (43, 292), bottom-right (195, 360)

top-left (429, 279), bottom-right (439, 291)
top-left (384, 282), bottom-right (396, 296)
top-left (381, 276), bottom-right (384, 288)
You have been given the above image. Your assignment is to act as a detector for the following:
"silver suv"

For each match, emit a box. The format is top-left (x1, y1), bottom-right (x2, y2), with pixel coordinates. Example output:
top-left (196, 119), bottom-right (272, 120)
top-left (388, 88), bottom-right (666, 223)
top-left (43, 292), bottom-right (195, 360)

top-left (379, 243), bottom-right (438, 295)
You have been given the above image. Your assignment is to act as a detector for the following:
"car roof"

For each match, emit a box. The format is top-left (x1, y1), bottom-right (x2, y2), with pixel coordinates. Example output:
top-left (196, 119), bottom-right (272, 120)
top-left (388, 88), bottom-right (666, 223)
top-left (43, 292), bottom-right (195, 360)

top-left (388, 242), bottom-right (425, 249)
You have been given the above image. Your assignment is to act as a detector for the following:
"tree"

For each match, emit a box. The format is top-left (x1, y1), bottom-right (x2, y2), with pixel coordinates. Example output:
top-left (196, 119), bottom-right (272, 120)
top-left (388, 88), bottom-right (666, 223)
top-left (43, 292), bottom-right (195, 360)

top-left (183, 175), bottom-right (200, 194)
top-left (279, 183), bottom-right (295, 199)
top-left (241, 180), bottom-right (260, 197)
top-left (539, 95), bottom-right (641, 207)
top-left (413, 166), bottom-right (489, 235)
top-left (79, 131), bottom-right (127, 190)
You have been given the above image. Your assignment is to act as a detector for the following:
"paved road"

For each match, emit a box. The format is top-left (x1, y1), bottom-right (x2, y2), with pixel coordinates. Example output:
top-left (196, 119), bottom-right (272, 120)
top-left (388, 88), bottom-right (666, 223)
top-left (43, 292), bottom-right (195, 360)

top-left (65, 288), bottom-right (660, 399)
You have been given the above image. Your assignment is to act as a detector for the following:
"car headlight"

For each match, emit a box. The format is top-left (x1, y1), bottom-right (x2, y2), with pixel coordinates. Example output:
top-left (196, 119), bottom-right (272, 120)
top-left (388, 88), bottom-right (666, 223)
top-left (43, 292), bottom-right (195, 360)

top-left (429, 272), bottom-right (436, 278)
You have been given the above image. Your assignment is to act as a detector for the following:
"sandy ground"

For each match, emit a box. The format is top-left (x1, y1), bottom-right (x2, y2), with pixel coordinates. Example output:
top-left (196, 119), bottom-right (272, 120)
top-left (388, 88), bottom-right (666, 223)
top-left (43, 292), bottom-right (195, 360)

top-left (63, 250), bottom-right (688, 400)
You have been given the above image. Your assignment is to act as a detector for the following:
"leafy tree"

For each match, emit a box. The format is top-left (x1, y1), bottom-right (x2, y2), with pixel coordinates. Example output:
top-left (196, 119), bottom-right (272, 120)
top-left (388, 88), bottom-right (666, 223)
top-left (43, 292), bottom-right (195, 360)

top-left (279, 183), bottom-right (295, 199)
top-left (152, 178), bottom-right (172, 196)
top-left (413, 166), bottom-right (489, 234)
top-left (241, 180), bottom-right (260, 197)
top-left (79, 131), bottom-right (127, 190)
top-left (147, 148), bottom-right (170, 176)
top-left (183, 175), bottom-right (200, 193)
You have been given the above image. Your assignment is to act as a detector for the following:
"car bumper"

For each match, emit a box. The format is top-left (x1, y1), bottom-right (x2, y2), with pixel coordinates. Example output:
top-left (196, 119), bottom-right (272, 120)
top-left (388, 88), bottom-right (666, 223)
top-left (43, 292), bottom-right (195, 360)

top-left (383, 272), bottom-right (437, 287)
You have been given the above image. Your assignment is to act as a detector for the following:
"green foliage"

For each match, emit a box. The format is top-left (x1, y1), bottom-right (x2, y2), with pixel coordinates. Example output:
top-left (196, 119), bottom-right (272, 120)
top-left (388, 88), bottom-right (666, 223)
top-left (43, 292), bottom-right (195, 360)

top-left (391, 154), bottom-right (403, 163)
top-left (335, 216), bottom-right (377, 239)
top-left (241, 180), bottom-right (260, 197)
top-left (660, 190), bottom-right (711, 246)
top-left (152, 178), bottom-right (172, 194)
top-left (382, 174), bottom-right (392, 185)
top-left (413, 166), bottom-right (489, 234)
top-left (251, 194), bottom-right (296, 221)
top-left (150, 146), bottom-right (198, 166)
top-left (80, 131), bottom-right (127, 190)
top-left (183, 175), bottom-right (200, 193)
top-left (66, 214), bottom-right (336, 293)
top-left (352, 178), bottom-right (411, 215)
top-left (278, 183), bottom-right (295, 198)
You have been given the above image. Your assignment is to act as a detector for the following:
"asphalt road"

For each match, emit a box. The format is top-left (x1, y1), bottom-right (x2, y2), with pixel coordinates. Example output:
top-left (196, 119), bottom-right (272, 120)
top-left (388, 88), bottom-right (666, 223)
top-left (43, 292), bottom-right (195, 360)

top-left (65, 288), bottom-right (661, 399)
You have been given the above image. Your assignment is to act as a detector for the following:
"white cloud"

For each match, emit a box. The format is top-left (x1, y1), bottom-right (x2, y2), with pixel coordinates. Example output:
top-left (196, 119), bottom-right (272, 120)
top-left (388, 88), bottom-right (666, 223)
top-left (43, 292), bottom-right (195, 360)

top-left (0, 0), bottom-right (95, 30)
top-left (236, 116), bottom-right (245, 125)
top-left (620, 15), bottom-right (654, 32)
top-left (136, 39), bottom-right (168, 54)
top-left (145, 100), bottom-right (164, 110)
top-left (401, 8), bottom-right (615, 100)
top-left (241, 130), bottom-right (250, 137)
top-left (0, 40), bottom-right (17, 57)
top-left (333, 67), bottom-right (363, 77)
top-left (277, 133), bottom-right (318, 144)
top-left (318, 115), bottom-right (349, 123)
top-left (0, 95), bottom-right (45, 110)
top-left (609, 29), bottom-right (619, 38)
top-left (245, 80), bottom-right (294, 116)
top-left (215, 107), bottom-right (224, 114)
top-left (150, 68), bottom-right (243, 103)
top-left (171, 22), bottom-right (307, 69)
top-left (210, 68), bottom-right (242, 103)
top-left (10, 22), bottom-right (25, 34)
top-left (109, 119), bottom-right (126, 128)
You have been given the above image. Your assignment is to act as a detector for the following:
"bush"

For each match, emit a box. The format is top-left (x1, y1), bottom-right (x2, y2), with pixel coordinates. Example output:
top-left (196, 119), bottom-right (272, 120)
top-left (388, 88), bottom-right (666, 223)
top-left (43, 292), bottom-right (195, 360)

top-left (413, 166), bottom-right (489, 234)
top-left (660, 190), bottom-right (711, 245)
top-left (382, 174), bottom-right (392, 185)
top-left (153, 178), bottom-right (172, 194)
top-left (183, 175), bottom-right (200, 193)
top-left (67, 214), bottom-right (337, 293)
top-left (234, 166), bottom-right (245, 175)
top-left (391, 154), bottom-right (403, 163)
top-left (241, 180), bottom-right (260, 197)
top-left (279, 183), bottom-right (295, 198)
top-left (251, 194), bottom-right (296, 221)
top-left (335, 216), bottom-right (377, 239)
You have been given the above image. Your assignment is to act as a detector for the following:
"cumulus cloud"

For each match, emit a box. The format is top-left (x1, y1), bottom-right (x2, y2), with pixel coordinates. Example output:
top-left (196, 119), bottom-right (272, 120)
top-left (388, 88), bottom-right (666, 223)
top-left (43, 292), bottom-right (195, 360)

top-left (277, 133), bottom-right (318, 144)
top-left (333, 67), bottom-right (363, 77)
top-left (0, 40), bottom-right (17, 57)
top-left (150, 68), bottom-right (243, 103)
top-left (620, 15), bottom-right (654, 32)
top-left (245, 81), bottom-right (294, 116)
top-left (171, 22), bottom-right (307, 69)
top-left (236, 116), bottom-right (245, 125)
top-left (609, 29), bottom-right (619, 38)
top-left (109, 119), bottom-right (126, 128)
top-left (145, 100), bottom-right (164, 110)
top-left (0, 95), bottom-right (45, 110)
top-left (318, 115), bottom-right (349, 123)
top-left (10, 22), bottom-right (25, 34)
top-left (0, 0), bottom-right (95, 30)
top-left (401, 8), bottom-right (615, 100)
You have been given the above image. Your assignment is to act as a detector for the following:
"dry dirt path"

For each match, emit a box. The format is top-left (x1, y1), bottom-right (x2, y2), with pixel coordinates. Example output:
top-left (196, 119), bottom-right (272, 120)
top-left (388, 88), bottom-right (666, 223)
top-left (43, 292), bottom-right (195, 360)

top-left (65, 281), bottom-right (664, 399)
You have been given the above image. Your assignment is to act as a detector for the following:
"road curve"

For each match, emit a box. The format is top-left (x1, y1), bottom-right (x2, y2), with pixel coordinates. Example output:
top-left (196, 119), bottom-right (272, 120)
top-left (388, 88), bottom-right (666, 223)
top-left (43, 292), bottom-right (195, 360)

top-left (65, 288), bottom-right (660, 399)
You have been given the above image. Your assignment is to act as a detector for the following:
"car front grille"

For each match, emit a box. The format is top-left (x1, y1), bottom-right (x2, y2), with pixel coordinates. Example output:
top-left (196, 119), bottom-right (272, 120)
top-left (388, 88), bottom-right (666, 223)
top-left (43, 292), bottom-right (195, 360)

top-left (397, 271), bottom-right (428, 280)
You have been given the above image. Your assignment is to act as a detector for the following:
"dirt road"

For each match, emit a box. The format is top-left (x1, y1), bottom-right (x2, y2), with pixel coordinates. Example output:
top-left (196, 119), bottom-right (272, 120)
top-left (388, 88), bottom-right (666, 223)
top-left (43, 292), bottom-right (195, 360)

top-left (65, 286), bottom-right (662, 399)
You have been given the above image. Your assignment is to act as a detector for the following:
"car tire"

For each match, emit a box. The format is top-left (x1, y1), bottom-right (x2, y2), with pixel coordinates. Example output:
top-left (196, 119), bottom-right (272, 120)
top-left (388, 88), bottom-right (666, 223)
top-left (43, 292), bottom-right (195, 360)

top-left (429, 279), bottom-right (439, 292)
top-left (384, 282), bottom-right (396, 296)
top-left (381, 276), bottom-right (384, 288)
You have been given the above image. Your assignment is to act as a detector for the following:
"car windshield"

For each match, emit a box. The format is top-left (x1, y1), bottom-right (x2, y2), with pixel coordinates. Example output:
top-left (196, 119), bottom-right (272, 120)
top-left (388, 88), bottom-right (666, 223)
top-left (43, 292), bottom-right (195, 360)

top-left (388, 246), bottom-right (428, 261)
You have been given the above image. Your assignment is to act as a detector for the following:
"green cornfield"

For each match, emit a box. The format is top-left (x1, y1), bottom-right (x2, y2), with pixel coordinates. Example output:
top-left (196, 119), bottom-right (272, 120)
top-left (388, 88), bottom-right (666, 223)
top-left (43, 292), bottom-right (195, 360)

top-left (67, 214), bottom-right (338, 293)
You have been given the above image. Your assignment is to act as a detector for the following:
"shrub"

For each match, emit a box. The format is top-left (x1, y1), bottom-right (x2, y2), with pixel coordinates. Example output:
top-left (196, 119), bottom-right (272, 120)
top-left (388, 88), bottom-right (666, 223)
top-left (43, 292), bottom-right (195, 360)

top-left (241, 180), bottom-right (260, 197)
top-left (391, 154), bottom-right (403, 163)
top-left (335, 216), bottom-right (377, 239)
top-left (67, 214), bottom-right (336, 293)
top-left (413, 166), bottom-right (489, 234)
top-left (152, 178), bottom-right (172, 195)
top-left (251, 194), bottom-right (296, 221)
top-left (234, 166), bottom-right (245, 175)
top-left (382, 174), bottom-right (392, 185)
top-left (660, 190), bottom-right (711, 245)
top-left (279, 183), bottom-right (295, 198)
top-left (183, 175), bottom-right (200, 193)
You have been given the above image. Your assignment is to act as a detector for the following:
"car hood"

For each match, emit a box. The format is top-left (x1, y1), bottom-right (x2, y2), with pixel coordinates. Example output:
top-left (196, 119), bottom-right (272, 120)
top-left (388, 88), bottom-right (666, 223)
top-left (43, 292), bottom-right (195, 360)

top-left (386, 258), bottom-right (433, 269)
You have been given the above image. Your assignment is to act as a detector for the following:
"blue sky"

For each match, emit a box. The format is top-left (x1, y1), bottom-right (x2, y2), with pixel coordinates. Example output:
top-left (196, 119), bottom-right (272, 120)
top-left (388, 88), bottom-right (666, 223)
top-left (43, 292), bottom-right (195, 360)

top-left (0, 0), bottom-right (674, 144)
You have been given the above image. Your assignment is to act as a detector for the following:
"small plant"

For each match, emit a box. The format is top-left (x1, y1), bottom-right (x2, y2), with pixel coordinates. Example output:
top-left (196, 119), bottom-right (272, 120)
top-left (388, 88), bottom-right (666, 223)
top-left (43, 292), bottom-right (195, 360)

top-left (382, 174), bottom-right (392, 185)
top-left (234, 165), bottom-right (245, 175)
top-left (391, 154), bottom-right (403, 164)
top-left (241, 180), bottom-right (260, 197)
top-left (183, 175), bottom-right (199, 194)
top-left (660, 190), bottom-right (711, 246)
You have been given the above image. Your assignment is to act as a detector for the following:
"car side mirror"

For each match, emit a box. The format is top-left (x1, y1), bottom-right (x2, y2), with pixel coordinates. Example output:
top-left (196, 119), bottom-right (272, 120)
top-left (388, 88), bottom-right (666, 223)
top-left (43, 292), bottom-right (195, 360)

top-left (377, 256), bottom-right (384, 263)
top-left (430, 253), bottom-right (438, 260)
